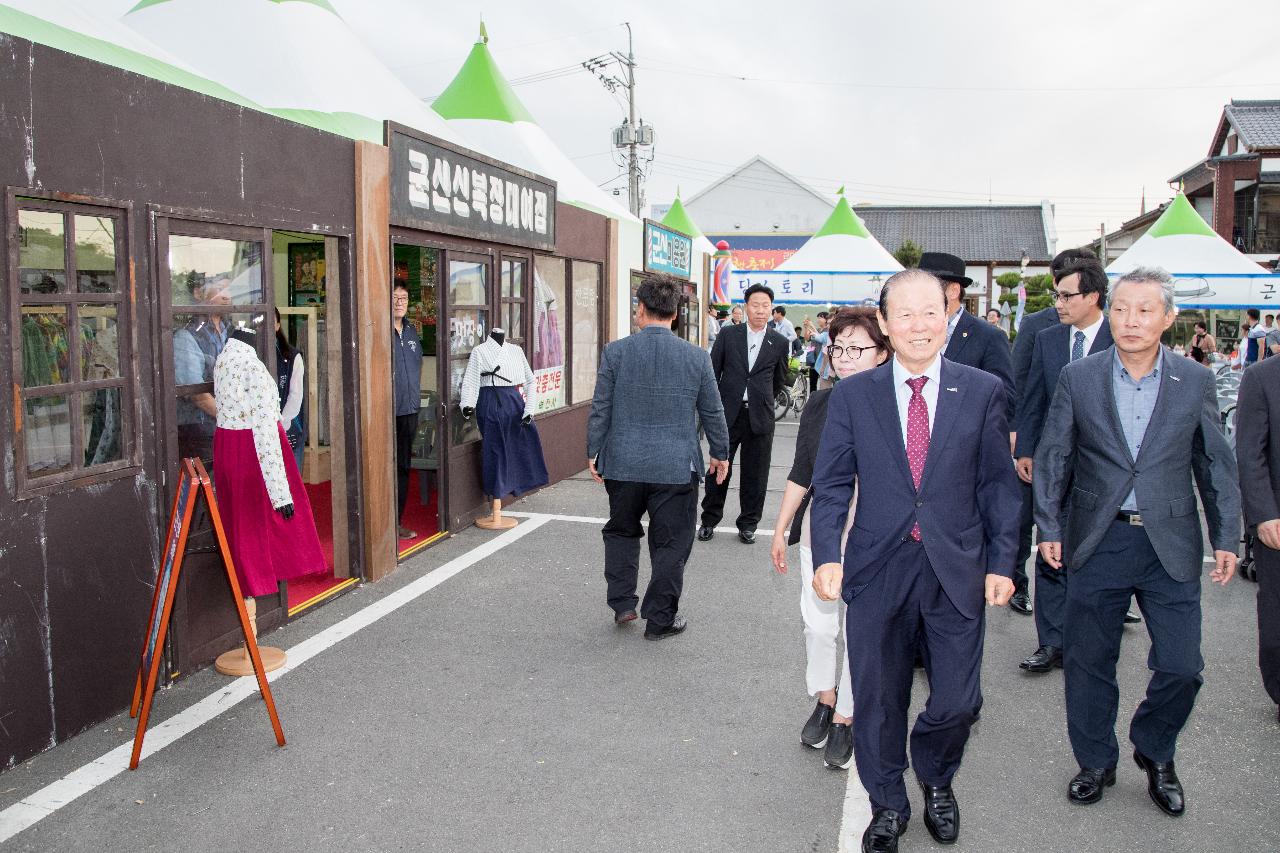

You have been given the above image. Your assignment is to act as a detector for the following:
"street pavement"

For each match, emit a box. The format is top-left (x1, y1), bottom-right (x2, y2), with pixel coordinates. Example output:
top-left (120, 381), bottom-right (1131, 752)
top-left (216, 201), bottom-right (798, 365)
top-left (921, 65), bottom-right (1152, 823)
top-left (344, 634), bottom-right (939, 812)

top-left (1, 417), bottom-right (1277, 852)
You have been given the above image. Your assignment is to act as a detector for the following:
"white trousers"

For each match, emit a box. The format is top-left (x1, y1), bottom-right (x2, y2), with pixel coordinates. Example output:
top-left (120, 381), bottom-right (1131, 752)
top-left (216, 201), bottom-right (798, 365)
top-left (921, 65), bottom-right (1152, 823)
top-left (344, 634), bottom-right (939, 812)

top-left (798, 507), bottom-right (854, 719)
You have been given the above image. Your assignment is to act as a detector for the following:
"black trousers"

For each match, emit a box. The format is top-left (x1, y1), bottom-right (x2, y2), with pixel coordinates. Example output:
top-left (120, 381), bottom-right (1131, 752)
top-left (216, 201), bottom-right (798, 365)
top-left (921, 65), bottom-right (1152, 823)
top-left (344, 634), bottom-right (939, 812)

top-left (1013, 480), bottom-right (1034, 595)
top-left (602, 475), bottom-right (699, 627)
top-left (807, 365), bottom-right (820, 393)
top-left (700, 406), bottom-right (773, 531)
top-left (846, 540), bottom-right (984, 818)
top-left (1064, 521), bottom-right (1203, 768)
top-left (395, 412), bottom-right (418, 522)
top-left (1254, 542), bottom-right (1280, 705)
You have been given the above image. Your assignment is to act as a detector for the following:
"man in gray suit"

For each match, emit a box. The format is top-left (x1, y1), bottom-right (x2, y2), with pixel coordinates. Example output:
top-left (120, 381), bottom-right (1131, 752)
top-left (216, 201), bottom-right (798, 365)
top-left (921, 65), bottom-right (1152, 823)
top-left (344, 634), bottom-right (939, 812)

top-left (1033, 266), bottom-right (1239, 816)
top-left (588, 273), bottom-right (730, 640)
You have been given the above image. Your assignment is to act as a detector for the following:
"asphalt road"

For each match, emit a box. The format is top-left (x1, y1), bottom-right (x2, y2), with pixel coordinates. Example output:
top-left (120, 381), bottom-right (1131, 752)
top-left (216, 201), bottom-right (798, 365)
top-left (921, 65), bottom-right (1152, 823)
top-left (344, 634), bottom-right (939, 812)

top-left (2, 418), bottom-right (1277, 852)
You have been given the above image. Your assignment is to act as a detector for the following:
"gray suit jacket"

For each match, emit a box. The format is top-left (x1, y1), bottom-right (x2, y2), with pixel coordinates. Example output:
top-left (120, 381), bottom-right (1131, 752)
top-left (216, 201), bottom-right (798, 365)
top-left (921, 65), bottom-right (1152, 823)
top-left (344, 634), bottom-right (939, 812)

top-left (1033, 345), bottom-right (1240, 579)
top-left (587, 326), bottom-right (730, 485)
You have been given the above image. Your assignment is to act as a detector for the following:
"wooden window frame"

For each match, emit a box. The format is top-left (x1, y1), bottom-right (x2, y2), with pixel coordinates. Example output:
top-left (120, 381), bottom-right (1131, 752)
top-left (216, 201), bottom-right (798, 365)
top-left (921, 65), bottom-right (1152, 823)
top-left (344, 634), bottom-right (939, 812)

top-left (443, 251), bottom-right (492, 447)
top-left (498, 253), bottom-right (531, 349)
top-left (567, 259), bottom-right (604, 407)
top-left (7, 188), bottom-right (140, 496)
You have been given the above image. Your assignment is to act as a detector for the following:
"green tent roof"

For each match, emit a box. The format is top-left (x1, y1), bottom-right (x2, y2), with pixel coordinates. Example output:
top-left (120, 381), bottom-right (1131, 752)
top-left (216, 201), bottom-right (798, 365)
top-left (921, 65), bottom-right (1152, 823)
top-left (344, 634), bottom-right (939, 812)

top-left (660, 192), bottom-right (703, 239)
top-left (813, 191), bottom-right (873, 239)
top-left (431, 32), bottom-right (535, 124)
top-left (1146, 192), bottom-right (1219, 239)
top-left (130, 0), bottom-right (339, 14)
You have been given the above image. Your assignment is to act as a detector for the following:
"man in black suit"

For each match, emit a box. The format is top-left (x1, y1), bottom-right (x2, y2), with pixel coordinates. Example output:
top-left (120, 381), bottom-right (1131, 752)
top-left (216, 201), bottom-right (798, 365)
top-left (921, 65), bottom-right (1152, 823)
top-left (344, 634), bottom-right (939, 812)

top-left (698, 283), bottom-right (790, 544)
top-left (1014, 257), bottom-right (1112, 672)
top-left (1233, 355), bottom-right (1280, 719)
top-left (1008, 248), bottom-right (1107, 614)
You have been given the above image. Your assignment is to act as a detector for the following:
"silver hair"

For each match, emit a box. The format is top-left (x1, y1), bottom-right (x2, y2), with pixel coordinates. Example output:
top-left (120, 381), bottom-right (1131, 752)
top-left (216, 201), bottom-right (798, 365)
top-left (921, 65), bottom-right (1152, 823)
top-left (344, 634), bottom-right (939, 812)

top-left (1112, 266), bottom-right (1176, 312)
top-left (878, 268), bottom-right (946, 317)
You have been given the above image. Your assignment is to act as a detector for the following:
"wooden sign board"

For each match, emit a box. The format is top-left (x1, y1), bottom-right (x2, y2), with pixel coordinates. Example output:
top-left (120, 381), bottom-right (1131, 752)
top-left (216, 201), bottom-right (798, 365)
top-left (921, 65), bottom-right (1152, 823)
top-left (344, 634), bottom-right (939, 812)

top-left (128, 458), bottom-right (285, 770)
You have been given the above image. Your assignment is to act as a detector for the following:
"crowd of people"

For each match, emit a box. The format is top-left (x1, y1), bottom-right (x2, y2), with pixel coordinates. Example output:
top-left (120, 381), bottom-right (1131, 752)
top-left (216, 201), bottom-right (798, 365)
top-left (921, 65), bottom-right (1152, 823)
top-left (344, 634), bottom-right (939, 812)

top-left (587, 249), bottom-right (1275, 853)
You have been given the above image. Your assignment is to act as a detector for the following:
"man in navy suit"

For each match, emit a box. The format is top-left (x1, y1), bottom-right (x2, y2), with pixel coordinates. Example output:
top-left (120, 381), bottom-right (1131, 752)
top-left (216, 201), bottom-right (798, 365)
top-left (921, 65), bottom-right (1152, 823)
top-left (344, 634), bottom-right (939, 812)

top-left (1013, 257), bottom-right (1113, 672)
top-left (811, 269), bottom-right (1021, 853)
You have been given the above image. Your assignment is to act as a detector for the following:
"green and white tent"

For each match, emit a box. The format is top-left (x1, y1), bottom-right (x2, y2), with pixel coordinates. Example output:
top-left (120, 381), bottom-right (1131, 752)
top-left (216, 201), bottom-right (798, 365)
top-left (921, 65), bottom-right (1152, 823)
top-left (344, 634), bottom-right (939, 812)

top-left (1106, 193), bottom-right (1271, 309)
top-left (123, 0), bottom-right (466, 144)
top-left (431, 27), bottom-right (636, 223)
top-left (661, 190), bottom-right (717, 258)
top-left (729, 190), bottom-right (902, 305)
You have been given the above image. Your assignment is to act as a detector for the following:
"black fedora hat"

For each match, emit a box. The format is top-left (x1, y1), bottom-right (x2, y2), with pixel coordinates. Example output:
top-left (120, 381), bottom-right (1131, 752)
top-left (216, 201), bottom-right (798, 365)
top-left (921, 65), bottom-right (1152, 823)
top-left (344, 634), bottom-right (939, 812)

top-left (918, 252), bottom-right (973, 287)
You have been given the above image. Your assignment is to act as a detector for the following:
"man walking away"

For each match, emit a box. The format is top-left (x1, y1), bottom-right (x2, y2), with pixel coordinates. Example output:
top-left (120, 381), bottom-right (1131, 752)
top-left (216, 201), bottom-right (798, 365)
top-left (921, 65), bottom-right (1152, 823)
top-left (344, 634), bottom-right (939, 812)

top-left (588, 274), bottom-right (729, 640)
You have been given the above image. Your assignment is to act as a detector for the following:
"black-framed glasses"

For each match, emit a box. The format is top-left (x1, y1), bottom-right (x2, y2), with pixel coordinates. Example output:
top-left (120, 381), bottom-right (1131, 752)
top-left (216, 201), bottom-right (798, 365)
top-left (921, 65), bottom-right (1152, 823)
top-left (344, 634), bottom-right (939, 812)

top-left (827, 343), bottom-right (878, 359)
top-left (1052, 290), bottom-right (1083, 303)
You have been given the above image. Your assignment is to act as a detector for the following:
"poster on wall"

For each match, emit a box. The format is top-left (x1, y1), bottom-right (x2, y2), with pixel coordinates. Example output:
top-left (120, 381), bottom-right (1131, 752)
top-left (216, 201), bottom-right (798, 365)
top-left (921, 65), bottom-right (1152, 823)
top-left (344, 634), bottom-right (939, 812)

top-left (728, 270), bottom-right (888, 306)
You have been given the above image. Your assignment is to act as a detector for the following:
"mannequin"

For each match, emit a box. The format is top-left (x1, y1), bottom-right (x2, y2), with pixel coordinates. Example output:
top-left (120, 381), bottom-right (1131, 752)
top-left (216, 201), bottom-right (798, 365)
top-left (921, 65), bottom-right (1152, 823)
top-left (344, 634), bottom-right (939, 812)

top-left (460, 328), bottom-right (549, 529)
top-left (211, 323), bottom-right (326, 675)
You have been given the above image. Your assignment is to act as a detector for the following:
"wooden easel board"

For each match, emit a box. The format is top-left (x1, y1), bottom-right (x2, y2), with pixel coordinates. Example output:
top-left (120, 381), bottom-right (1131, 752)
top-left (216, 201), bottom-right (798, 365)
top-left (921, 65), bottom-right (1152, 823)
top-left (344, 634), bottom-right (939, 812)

top-left (128, 458), bottom-right (285, 770)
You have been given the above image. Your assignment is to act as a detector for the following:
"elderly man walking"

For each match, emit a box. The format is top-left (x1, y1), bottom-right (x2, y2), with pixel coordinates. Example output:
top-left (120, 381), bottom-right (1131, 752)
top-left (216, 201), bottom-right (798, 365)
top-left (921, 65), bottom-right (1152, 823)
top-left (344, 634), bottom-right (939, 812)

top-left (1034, 266), bottom-right (1239, 816)
top-left (588, 273), bottom-right (730, 640)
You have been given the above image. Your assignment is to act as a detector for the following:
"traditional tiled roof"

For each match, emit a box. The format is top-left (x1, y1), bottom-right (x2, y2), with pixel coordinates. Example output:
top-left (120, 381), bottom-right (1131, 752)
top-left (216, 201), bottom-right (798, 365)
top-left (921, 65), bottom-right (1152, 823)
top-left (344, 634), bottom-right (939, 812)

top-left (853, 205), bottom-right (1052, 263)
top-left (1223, 100), bottom-right (1280, 151)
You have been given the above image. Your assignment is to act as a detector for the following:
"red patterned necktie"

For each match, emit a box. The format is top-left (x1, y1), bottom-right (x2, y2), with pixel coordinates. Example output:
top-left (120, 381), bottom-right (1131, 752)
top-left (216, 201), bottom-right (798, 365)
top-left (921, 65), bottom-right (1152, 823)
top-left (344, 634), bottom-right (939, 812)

top-left (905, 376), bottom-right (930, 541)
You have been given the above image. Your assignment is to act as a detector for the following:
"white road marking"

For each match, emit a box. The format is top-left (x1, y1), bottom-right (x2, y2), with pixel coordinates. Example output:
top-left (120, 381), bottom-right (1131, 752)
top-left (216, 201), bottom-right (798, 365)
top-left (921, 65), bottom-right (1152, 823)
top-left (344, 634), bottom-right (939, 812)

top-left (837, 768), bottom-right (873, 853)
top-left (0, 517), bottom-right (551, 845)
top-left (504, 511), bottom-right (775, 537)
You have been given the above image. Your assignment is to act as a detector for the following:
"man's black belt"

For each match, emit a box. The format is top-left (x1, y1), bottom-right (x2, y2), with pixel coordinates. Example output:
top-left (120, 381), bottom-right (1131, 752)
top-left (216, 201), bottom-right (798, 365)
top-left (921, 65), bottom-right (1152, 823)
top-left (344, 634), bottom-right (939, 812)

top-left (1116, 510), bottom-right (1144, 526)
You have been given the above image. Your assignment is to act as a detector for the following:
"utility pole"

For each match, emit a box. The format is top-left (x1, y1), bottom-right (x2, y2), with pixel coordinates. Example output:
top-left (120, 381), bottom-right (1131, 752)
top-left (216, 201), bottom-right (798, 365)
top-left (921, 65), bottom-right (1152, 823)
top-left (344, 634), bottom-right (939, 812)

top-left (589, 23), bottom-right (653, 217)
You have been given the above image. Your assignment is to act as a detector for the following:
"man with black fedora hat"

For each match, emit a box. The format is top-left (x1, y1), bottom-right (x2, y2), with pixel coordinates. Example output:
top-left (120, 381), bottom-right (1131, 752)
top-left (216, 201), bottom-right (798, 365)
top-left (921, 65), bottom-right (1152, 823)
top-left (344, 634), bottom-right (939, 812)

top-left (919, 251), bottom-right (1015, 424)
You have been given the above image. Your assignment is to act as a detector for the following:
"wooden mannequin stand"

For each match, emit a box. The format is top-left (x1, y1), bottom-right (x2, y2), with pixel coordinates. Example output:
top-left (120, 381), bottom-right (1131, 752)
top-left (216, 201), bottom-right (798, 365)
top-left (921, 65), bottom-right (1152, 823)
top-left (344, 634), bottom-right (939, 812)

top-left (215, 597), bottom-right (286, 676)
top-left (474, 498), bottom-right (518, 530)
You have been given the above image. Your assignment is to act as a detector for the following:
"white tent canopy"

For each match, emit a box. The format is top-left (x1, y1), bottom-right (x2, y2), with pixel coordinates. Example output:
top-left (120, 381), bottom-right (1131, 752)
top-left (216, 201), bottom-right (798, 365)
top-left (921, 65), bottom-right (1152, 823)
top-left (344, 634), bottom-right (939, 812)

top-left (1106, 193), bottom-right (1273, 309)
top-left (729, 191), bottom-right (902, 304)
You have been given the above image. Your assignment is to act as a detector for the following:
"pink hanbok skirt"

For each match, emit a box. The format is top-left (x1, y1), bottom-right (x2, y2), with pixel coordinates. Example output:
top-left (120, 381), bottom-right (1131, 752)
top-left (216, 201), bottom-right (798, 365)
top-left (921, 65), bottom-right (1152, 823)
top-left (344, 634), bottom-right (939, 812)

top-left (213, 423), bottom-right (325, 597)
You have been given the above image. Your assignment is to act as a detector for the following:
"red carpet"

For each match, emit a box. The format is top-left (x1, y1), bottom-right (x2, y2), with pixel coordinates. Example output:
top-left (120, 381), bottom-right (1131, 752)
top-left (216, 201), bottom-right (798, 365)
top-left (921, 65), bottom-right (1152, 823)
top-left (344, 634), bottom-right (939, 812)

top-left (286, 472), bottom-right (441, 614)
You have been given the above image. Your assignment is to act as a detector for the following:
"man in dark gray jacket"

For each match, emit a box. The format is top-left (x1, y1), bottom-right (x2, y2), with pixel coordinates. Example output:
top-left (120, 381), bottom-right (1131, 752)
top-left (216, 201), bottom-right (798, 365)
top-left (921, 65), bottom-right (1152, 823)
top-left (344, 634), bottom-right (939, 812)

top-left (1033, 267), bottom-right (1239, 816)
top-left (587, 274), bottom-right (730, 640)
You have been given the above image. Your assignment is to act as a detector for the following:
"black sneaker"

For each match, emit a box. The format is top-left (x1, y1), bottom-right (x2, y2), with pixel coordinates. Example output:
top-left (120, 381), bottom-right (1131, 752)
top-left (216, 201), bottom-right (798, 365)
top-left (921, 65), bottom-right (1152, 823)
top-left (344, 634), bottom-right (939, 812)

top-left (824, 721), bottom-right (854, 769)
top-left (801, 700), bottom-right (835, 749)
top-left (643, 614), bottom-right (688, 641)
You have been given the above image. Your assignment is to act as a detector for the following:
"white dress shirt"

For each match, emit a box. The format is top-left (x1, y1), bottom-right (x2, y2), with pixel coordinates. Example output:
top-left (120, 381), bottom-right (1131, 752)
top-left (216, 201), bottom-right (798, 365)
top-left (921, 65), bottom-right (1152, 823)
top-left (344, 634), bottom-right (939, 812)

top-left (891, 355), bottom-right (942, 443)
top-left (744, 323), bottom-right (768, 401)
top-left (1069, 312), bottom-right (1105, 360)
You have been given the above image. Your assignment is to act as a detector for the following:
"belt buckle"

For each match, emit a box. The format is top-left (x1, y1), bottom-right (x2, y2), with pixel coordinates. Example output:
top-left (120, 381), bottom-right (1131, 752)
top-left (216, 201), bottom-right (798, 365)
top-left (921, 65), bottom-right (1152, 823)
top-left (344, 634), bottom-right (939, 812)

top-left (1128, 513), bottom-right (1143, 527)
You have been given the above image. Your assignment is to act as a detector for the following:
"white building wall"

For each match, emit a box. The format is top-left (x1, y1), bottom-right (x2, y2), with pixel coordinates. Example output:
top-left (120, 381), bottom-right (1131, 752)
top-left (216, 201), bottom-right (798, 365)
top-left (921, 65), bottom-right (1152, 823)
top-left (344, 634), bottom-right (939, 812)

top-left (686, 159), bottom-right (833, 234)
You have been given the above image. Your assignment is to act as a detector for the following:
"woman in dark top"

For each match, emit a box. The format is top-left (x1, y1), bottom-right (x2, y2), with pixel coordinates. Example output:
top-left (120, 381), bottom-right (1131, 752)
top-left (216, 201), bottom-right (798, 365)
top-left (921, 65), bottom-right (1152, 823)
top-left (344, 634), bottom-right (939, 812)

top-left (769, 307), bottom-right (892, 770)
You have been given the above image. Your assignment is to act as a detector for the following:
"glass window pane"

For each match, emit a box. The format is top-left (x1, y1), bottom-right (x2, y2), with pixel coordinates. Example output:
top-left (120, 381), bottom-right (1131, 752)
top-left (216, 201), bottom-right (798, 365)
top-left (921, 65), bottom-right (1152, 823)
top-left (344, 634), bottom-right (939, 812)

top-left (169, 235), bottom-right (264, 306)
top-left (20, 306), bottom-right (70, 387)
top-left (19, 209), bottom-right (66, 294)
top-left (449, 358), bottom-right (480, 445)
top-left (571, 263), bottom-right (601, 405)
top-left (83, 387), bottom-right (124, 467)
top-left (502, 259), bottom-right (525, 299)
top-left (448, 308), bottom-right (487, 360)
top-left (24, 394), bottom-right (73, 477)
top-left (448, 259), bottom-right (487, 305)
top-left (503, 303), bottom-right (524, 340)
top-left (75, 215), bottom-right (117, 293)
top-left (532, 257), bottom-right (566, 413)
top-left (81, 304), bottom-right (121, 379)
top-left (173, 311), bottom-right (263, 464)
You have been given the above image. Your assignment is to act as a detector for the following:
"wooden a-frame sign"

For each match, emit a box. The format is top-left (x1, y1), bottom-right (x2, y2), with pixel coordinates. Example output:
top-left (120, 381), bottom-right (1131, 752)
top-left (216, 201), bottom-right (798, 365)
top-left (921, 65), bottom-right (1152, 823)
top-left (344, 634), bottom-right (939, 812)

top-left (128, 457), bottom-right (285, 770)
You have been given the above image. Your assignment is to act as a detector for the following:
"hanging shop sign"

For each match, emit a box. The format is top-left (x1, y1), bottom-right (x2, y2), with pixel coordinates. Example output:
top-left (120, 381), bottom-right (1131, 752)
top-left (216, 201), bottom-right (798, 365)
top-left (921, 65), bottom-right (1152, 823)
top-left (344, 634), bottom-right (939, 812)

top-left (387, 122), bottom-right (556, 252)
top-left (643, 219), bottom-right (693, 279)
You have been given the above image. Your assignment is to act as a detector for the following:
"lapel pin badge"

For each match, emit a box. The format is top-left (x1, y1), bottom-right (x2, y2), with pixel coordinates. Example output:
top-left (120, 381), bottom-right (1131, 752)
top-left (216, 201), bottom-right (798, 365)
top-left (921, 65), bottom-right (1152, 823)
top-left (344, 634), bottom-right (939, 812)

top-left (946, 386), bottom-right (958, 392)
top-left (1170, 375), bottom-right (1181, 382)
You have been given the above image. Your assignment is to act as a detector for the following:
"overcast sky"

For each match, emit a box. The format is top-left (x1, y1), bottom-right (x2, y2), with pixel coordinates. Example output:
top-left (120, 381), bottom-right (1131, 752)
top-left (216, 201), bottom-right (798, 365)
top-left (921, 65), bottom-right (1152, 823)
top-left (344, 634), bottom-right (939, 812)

top-left (106, 0), bottom-right (1280, 247)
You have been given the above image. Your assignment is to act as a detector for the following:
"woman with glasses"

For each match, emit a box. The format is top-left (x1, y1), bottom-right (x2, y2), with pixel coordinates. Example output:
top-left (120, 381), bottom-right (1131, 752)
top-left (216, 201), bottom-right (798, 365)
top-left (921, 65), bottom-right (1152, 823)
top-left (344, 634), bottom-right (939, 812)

top-left (769, 307), bottom-right (892, 769)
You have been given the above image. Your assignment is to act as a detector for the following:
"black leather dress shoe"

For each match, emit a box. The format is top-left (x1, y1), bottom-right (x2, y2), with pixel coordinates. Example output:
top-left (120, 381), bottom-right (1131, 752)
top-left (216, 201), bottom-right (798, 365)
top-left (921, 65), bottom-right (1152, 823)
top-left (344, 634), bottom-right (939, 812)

top-left (861, 809), bottom-right (907, 853)
top-left (643, 614), bottom-right (688, 641)
top-left (1068, 766), bottom-right (1116, 804)
top-left (697, 525), bottom-right (715, 541)
top-left (1009, 590), bottom-right (1032, 614)
top-left (614, 609), bottom-right (637, 625)
top-left (738, 528), bottom-right (756, 544)
top-left (1134, 750), bottom-right (1185, 816)
top-left (919, 782), bottom-right (959, 845)
top-left (1019, 645), bottom-right (1063, 672)
top-left (1124, 610), bottom-right (1142, 624)
top-left (824, 722), bottom-right (854, 769)
top-left (801, 700), bottom-right (834, 748)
